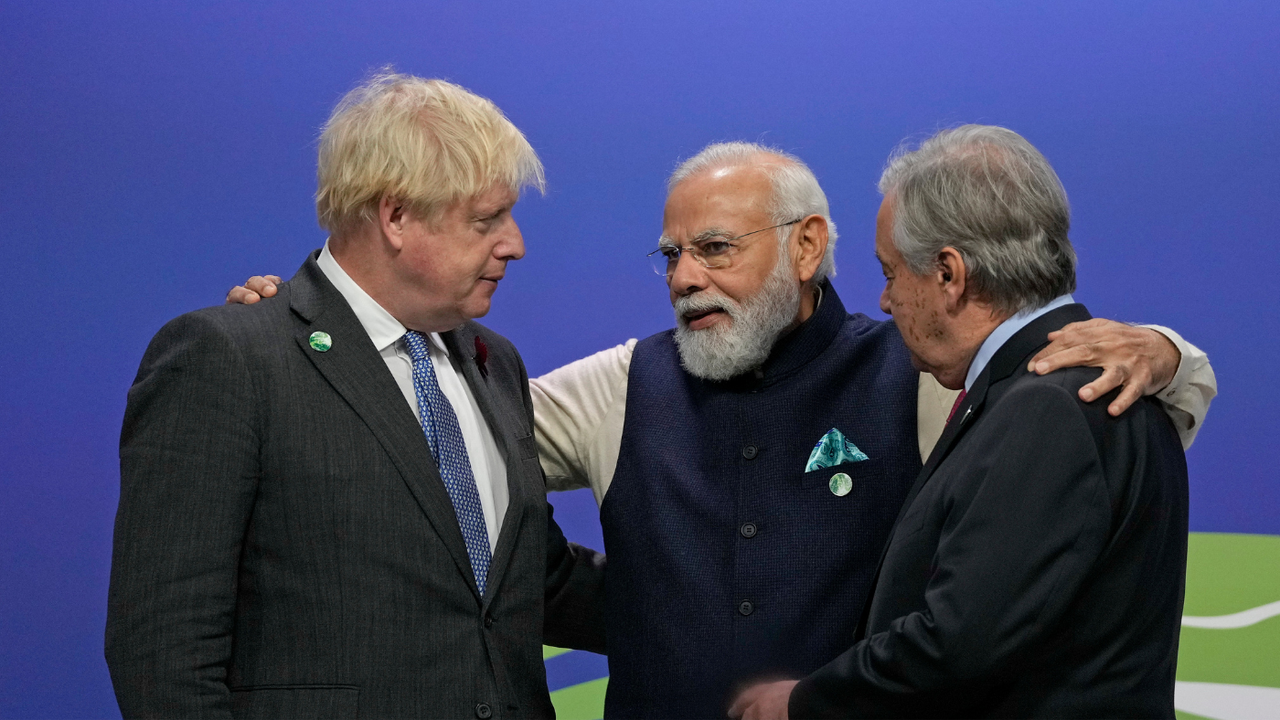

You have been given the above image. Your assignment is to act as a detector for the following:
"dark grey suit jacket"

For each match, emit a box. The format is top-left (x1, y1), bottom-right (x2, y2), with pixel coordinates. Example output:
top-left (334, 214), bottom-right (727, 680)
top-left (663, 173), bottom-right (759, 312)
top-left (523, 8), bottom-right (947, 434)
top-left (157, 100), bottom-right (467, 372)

top-left (790, 304), bottom-right (1189, 718)
top-left (106, 253), bottom-right (605, 719)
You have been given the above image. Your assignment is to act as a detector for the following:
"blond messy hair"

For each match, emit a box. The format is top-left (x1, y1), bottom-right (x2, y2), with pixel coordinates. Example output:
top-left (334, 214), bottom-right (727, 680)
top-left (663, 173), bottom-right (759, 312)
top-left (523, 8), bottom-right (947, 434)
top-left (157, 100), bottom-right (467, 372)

top-left (315, 69), bottom-right (545, 235)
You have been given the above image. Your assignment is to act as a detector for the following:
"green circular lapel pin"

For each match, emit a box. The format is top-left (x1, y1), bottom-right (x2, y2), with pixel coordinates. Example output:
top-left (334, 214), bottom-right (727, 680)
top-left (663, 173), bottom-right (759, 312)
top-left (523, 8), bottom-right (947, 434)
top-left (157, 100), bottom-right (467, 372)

top-left (309, 331), bottom-right (333, 352)
top-left (829, 472), bottom-right (853, 497)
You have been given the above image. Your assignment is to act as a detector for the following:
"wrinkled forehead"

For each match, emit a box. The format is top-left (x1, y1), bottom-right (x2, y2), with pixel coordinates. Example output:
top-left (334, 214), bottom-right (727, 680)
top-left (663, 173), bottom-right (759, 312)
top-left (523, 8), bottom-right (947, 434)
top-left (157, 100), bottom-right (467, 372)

top-left (661, 168), bottom-right (774, 243)
top-left (872, 196), bottom-right (900, 261)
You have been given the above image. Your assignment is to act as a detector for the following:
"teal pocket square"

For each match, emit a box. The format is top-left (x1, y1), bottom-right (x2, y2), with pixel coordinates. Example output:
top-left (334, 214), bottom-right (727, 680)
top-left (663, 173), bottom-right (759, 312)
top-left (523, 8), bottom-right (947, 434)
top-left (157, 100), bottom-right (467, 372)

top-left (805, 428), bottom-right (870, 472)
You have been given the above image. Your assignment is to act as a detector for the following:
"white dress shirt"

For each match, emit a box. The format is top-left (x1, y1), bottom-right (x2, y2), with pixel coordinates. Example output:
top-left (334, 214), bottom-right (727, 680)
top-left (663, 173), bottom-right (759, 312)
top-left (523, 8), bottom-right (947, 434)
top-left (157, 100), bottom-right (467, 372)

top-left (318, 242), bottom-right (507, 550)
top-left (531, 322), bottom-right (1216, 505)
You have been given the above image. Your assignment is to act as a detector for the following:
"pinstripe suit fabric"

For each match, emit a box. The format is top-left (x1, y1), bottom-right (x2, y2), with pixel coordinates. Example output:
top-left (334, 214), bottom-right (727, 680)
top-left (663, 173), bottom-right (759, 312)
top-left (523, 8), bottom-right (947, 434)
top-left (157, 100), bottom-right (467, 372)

top-left (106, 252), bottom-right (605, 719)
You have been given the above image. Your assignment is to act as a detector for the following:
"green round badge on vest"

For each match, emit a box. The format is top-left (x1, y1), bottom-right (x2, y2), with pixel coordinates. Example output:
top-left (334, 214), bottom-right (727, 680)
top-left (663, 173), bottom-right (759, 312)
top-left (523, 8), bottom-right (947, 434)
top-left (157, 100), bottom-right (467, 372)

top-left (829, 472), bottom-right (853, 497)
top-left (309, 331), bottom-right (332, 352)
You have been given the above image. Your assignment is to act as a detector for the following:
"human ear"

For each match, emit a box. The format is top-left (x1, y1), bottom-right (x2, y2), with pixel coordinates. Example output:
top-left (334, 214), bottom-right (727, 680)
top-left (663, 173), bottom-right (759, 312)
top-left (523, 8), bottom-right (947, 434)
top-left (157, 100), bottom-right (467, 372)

top-left (937, 247), bottom-right (967, 311)
top-left (794, 215), bottom-right (829, 283)
top-left (379, 196), bottom-right (408, 251)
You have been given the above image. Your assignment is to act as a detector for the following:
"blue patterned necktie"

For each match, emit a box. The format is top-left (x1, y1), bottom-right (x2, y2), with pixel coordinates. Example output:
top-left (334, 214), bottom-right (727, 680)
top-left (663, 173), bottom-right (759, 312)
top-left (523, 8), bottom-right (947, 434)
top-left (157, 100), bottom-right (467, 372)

top-left (403, 331), bottom-right (492, 595)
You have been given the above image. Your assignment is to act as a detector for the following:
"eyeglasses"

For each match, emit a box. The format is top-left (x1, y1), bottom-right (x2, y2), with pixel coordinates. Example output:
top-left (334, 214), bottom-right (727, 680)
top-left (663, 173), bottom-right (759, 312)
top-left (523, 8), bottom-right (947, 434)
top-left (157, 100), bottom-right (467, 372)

top-left (646, 219), bottom-right (803, 278)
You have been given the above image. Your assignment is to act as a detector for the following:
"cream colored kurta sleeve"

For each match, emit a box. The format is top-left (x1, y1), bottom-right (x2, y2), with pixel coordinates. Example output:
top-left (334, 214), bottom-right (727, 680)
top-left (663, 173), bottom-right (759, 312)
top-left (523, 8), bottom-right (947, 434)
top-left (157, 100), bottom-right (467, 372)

top-left (529, 340), bottom-right (635, 506)
top-left (916, 325), bottom-right (1219, 460)
top-left (532, 327), bottom-right (1216, 505)
top-left (1146, 325), bottom-right (1217, 449)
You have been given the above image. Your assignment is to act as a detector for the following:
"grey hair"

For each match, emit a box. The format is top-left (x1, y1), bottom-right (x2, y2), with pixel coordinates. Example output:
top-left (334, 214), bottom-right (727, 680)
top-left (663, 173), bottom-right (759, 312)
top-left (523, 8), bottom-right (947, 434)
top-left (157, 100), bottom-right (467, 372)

top-left (668, 142), bottom-right (839, 284)
top-left (877, 125), bottom-right (1076, 315)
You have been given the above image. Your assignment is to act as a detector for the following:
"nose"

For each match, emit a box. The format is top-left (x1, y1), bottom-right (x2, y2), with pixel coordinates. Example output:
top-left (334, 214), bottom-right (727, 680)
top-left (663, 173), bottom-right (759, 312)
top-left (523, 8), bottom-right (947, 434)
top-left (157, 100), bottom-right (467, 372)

top-left (668, 250), bottom-right (708, 298)
top-left (496, 217), bottom-right (525, 261)
top-left (879, 285), bottom-right (892, 316)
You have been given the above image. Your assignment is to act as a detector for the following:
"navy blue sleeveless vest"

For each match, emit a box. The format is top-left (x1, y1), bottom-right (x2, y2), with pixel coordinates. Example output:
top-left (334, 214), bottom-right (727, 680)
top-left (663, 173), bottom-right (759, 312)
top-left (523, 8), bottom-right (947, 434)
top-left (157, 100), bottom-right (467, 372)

top-left (600, 283), bottom-right (920, 719)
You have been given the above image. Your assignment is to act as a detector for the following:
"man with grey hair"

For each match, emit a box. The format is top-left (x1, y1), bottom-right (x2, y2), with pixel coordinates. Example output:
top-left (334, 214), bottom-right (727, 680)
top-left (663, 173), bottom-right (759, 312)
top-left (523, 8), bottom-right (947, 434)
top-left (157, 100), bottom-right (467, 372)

top-left (732, 125), bottom-right (1189, 718)
top-left (531, 140), bottom-right (1211, 718)
top-left (107, 72), bottom-right (604, 719)
top-left (231, 139), bottom-right (1213, 718)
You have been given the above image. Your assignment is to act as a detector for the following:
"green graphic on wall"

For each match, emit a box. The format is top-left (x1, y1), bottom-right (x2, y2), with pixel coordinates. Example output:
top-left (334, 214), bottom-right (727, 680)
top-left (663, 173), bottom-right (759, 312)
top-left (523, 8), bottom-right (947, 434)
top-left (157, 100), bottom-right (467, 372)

top-left (545, 532), bottom-right (1280, 720)
top-left (1174, 532), bottom-right (1280, 719)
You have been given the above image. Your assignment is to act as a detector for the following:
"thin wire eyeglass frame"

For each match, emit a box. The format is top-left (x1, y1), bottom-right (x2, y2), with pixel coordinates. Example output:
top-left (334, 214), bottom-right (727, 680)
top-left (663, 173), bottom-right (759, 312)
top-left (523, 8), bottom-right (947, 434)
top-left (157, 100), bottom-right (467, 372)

top-left (646, 218), bottom-right (804, 278)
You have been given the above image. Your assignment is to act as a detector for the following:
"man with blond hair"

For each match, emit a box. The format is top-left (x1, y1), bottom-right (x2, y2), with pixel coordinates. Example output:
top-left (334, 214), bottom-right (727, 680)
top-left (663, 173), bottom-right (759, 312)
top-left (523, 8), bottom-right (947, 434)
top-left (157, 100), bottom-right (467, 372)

top-left (231, 138), bottom-right (1215, 718)
top-left (105, 72), bottom-right (604, 719)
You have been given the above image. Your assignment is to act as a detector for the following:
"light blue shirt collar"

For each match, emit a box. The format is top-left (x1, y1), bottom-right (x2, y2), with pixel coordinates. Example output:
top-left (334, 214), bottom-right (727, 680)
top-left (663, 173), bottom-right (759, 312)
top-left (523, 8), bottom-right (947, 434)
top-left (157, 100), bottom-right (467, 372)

top-left (963, 294), bottom-right (1075, 391)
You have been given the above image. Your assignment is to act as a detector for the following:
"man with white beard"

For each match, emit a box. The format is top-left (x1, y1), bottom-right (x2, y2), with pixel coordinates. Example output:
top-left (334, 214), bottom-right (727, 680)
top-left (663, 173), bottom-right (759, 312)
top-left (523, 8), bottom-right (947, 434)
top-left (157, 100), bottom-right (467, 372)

top-left (229, 142), bottom-right (1215, 718)
top-left (669, 216), bottom-right (804, 382)
top-left (530, 143), bottom-right (1215, 718)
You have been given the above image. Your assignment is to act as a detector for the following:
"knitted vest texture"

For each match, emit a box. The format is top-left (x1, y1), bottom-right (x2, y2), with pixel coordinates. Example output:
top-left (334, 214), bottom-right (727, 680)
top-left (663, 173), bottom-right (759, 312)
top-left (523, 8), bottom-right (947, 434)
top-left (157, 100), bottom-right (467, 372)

top-left (601, 285), bottom-right (921, 719)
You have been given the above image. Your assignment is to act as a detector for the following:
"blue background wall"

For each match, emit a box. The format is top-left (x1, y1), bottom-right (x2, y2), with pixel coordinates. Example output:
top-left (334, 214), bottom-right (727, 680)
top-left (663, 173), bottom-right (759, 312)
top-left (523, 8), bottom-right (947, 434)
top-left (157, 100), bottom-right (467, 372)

top-left (2, 2), bottom-right (1277, 716)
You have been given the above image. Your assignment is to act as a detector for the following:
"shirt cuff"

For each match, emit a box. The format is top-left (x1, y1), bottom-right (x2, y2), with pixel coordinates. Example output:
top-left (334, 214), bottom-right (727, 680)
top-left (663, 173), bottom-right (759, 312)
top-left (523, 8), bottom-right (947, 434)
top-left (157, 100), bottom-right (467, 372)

top-left (1138, 324), bottom-right (1218, 449)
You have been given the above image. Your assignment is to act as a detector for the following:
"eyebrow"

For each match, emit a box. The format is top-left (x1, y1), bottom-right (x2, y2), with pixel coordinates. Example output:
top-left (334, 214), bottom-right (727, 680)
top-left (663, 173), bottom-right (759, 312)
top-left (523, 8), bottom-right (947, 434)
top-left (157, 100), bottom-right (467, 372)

top-left (659, 227), bottom-right (737, 248)
top-left (692, 227), bottom-right (736, 244)
top-left (470, 199), bottom-right (514, 219)
top-left (471, 207), bottom-right (507, 221)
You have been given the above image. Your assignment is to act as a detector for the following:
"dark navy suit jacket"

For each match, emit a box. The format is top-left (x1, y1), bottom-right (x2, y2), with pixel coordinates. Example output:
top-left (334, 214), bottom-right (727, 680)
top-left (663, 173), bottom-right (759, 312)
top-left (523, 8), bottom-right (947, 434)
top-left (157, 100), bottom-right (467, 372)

top-left (791, 304), bottom-right (1189, 718)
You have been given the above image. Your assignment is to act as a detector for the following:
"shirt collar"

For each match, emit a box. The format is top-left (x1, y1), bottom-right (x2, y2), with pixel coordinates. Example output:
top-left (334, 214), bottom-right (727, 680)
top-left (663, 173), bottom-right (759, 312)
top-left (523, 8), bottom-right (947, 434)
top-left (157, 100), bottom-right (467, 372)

top-left (316, 240), bottom-right (449, 357)
top-left (963, 294), bottom-right (1075, 391)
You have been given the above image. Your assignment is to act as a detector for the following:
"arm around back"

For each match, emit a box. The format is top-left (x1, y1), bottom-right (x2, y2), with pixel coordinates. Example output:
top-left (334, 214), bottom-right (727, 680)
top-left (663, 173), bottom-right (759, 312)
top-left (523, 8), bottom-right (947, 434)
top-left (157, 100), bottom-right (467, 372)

top-left (530, 340), bottom-right (634, 504)
top-left (542, 504), bottom-right (607, 654)
top-left (502, 339), bottom-right (608, 654)
top-left (1145, 325), bottom-right (1216, 447)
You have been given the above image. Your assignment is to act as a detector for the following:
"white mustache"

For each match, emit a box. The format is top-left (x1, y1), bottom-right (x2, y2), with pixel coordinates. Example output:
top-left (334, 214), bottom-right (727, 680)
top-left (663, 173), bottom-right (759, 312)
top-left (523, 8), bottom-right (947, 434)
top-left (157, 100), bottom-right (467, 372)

top-left (674, 293), bottom-right (737, 322)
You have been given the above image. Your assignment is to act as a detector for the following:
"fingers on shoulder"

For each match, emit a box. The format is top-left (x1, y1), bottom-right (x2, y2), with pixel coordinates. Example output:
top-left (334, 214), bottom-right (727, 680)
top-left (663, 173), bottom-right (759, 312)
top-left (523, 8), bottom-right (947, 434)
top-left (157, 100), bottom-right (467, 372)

top-left (226, 287), bottom-right (260, 304)
top-left (246, 276), bottom-right (278, 296)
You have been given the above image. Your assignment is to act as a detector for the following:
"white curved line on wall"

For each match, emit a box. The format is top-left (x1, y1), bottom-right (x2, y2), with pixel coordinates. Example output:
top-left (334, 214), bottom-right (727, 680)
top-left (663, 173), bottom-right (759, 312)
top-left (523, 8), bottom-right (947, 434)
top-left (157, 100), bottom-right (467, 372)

top-left (1174, 681), bottom-right (1280, 720)
top-left (1182, 599), bottom-right (1280, 629)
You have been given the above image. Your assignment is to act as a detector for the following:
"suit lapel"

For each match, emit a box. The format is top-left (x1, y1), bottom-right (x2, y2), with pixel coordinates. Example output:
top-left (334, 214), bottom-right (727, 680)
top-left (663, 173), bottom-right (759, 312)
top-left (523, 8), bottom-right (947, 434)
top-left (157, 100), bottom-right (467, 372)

top-left (901, 374), bottom-right (990, 514)
top-left (288, 256), bottom-right (481, 599)
top-left (852, 375), bottom-right (990, 639)
top-left (902, 303), bottom-right (1094, 512)
top-left (854, 303), bottom-right (1094, 639)
top-left (442, 325), bottom-right (526, 604)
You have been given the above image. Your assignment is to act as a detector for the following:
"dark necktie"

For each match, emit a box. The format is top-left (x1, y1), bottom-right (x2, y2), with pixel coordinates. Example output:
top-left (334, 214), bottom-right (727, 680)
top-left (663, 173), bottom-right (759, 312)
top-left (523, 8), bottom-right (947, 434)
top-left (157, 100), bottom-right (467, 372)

top-left (403, 331), bottom-right (492, 595)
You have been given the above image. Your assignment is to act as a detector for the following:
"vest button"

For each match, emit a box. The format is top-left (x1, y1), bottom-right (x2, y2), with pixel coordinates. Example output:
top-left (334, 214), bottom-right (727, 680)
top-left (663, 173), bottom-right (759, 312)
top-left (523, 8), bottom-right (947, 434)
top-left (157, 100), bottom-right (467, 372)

top-left (738, 600), bottom-right (754, 616)
top-left (740, 522), bottom-right (757, 538)
top-left (742, 444), bottom-right (759, 460)
top-left (475, 703), bottom-right (493, 719)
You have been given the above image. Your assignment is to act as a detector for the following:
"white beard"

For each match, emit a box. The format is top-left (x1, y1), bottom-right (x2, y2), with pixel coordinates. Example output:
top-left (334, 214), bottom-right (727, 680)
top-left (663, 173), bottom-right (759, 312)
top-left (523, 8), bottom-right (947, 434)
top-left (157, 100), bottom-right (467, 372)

top-left (672, 249), bottom-right (802, 381)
